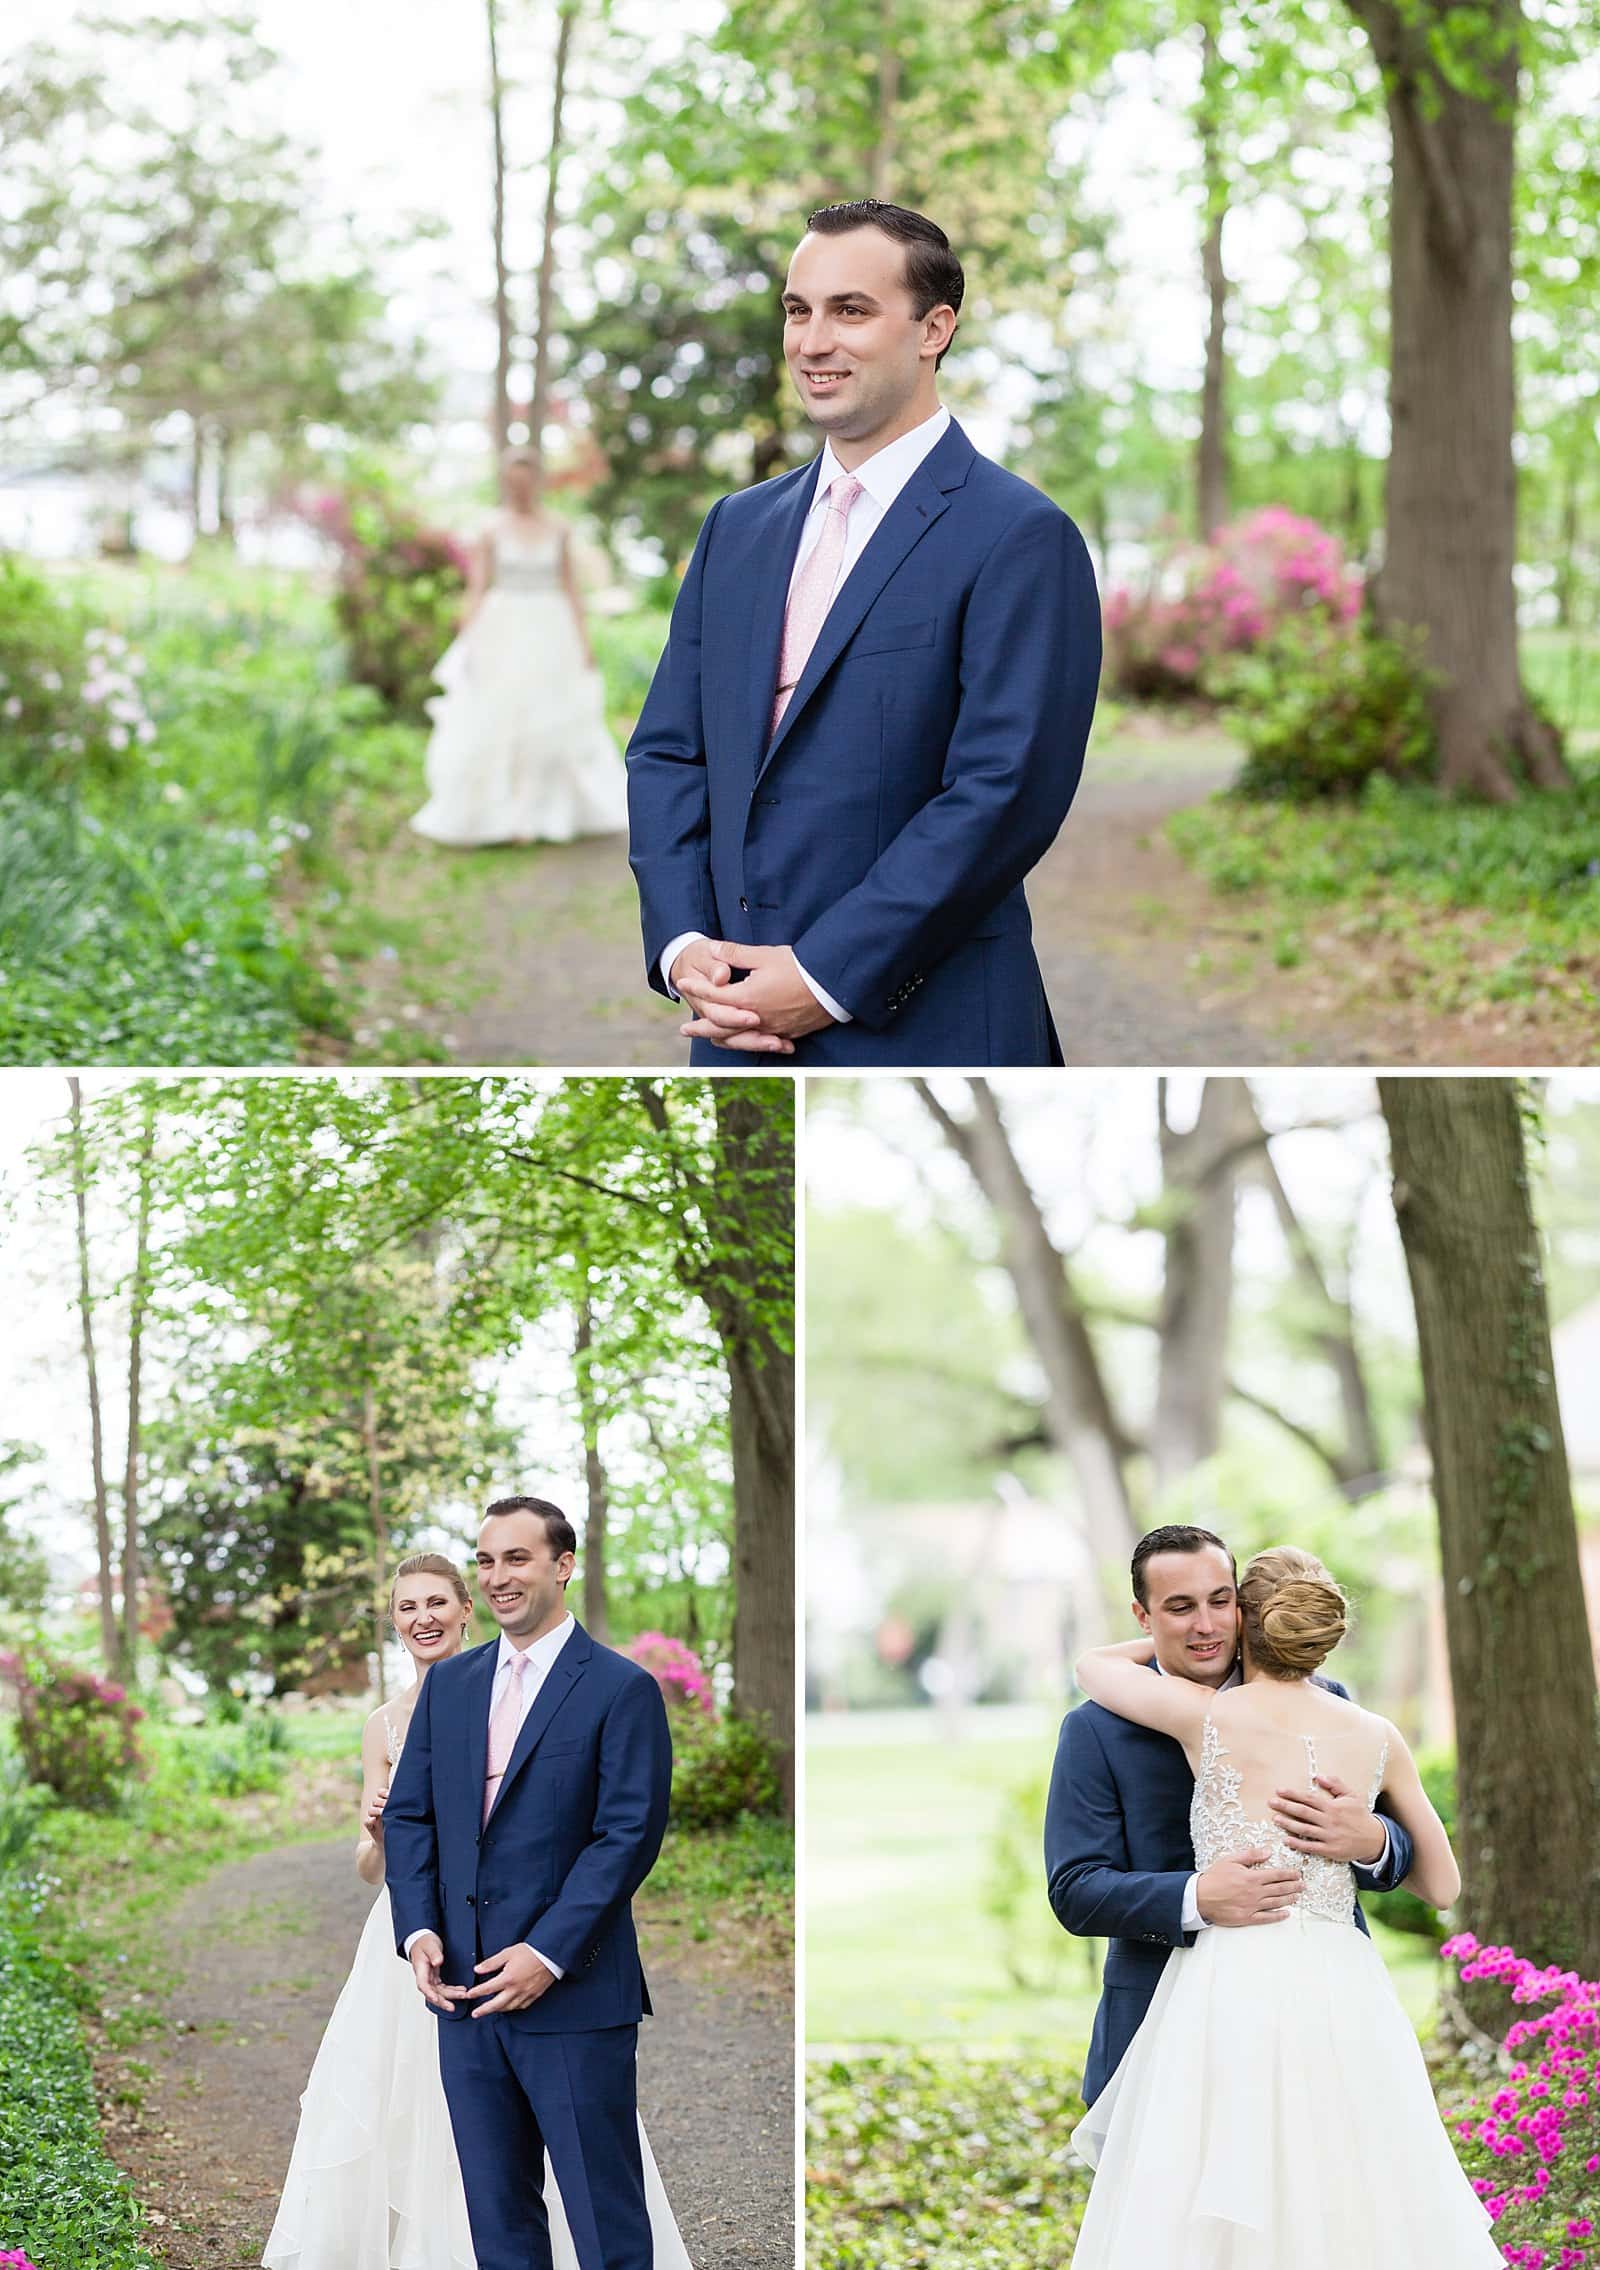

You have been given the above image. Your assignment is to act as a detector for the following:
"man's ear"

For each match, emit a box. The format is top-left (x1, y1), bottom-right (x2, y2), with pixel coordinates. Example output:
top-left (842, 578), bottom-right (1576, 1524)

top-left (1131, 1599), bottom-right (1152, 1637)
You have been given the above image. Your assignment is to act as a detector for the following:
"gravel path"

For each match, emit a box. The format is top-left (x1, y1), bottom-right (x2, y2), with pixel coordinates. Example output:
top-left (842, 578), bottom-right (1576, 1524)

top-left (349, 726), bottom-right (1380, 1070)
top-left (99, 1838), bottom-right (792, 2270)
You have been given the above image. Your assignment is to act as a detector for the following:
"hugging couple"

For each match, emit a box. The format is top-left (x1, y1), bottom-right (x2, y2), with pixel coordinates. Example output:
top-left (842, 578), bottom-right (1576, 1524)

top-left (1050, 1523), bottom-right (1505, 2266)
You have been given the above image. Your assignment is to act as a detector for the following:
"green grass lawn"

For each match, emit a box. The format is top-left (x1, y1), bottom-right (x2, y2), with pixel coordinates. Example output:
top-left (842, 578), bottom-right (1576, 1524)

top-left (805, 1710), bottom-right (1442, 2055)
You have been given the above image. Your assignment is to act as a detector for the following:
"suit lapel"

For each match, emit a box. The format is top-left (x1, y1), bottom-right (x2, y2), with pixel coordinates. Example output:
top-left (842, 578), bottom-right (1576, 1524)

top-left (755, 420), bottom-right (972, 783)
top-left (487, 1620), bottom-right (593, 1822)
top-left (735, 463), bottom-right (817, 771)
top-left (460, 1638), bottom-right (498, 1816)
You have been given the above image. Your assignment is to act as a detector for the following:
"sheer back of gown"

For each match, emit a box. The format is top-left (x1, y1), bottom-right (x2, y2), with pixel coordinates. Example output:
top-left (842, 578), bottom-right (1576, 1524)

top-left (1190, 1693), bottom-right (1391, 1928)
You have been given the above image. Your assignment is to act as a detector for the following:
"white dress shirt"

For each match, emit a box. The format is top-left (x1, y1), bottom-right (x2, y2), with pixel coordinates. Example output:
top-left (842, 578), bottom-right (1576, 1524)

top-left (1168, 1655), bottom-right (1392, 1932)
top-left (660, 403), bottom-right (953, 1024)
top-left (402, 1612), bottom-right (577, 1973)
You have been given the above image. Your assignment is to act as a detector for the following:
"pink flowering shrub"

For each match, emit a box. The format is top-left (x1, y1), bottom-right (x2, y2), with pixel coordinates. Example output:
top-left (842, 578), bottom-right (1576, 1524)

top-left (0, 2252), bottom-right (42, 2268)
top-left (623, 1632), bottom-right (716, 1716)
top-left (1104, 507), bottom-right (1362, 703)
top-left (303, 486), bottom-right (469, 721)
top-left (1443, 1933), bottom-right (1600, 2268)
top-left (0, 1647), bottom-right (145, 1810)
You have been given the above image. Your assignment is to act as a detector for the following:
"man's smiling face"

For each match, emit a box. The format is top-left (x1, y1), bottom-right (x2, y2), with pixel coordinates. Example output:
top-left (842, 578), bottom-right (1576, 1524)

top-left (1133, 1544), bottom-right (1239, 1687)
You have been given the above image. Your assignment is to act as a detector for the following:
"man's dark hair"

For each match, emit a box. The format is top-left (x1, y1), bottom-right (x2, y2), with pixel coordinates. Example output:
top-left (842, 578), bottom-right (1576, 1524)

top-left (804, 198), bottom-right (964, 366)
top-left (1130, 1524), bottom-right (1237, 1608)
top-left (483, 1495), bottom-right (577, 1572)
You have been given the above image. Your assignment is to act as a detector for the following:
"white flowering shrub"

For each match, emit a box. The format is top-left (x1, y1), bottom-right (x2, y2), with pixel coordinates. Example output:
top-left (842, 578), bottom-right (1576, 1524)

top-left (0, 559), bottom-right (157, 790)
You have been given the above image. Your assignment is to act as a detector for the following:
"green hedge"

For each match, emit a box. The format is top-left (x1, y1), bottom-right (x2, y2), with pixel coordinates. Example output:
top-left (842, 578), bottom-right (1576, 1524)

top-left (0, 1911), bottom-right (157, 2267)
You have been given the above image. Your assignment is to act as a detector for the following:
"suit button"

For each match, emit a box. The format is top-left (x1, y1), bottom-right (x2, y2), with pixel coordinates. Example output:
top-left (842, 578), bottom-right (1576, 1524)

top-left (466, 1895), bottom-right (475, 1906)
top-left (739, 895), bottom-right (749, 911)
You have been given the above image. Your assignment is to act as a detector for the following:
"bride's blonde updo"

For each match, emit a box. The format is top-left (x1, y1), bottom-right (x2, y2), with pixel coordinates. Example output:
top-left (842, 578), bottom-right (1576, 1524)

top-left (389, 1552), bottom-right (471, 1612)
top-left (1237, 1546), bottom-right (1348, 1678)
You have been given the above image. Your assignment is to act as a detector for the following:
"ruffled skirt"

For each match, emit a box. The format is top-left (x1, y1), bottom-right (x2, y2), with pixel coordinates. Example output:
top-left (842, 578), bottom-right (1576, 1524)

top-left (1070, 1914), bottom-right (1503, 2268)
top-left (410, 588), bottom-right (628, 847)
top-left (262, 1886), bottom-right (691, 2270)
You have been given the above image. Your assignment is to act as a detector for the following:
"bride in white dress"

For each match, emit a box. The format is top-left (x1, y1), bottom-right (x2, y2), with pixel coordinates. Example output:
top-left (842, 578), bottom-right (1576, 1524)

top-left (1068, 1546), bottom-right (1503, 2269)
top-left (263, 1553), bottom-right (692, 2270)
top-left (410, 452), bottom-right (628, 847)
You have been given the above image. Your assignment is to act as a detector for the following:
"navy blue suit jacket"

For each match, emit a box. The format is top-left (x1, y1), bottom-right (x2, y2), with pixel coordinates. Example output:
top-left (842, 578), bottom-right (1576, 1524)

top-left (384, 1622), bottom-right (672, 2033)
top-left (1043, 1674), bottom-right (1415, 2105)
top-left (626, 419), bottom-right (1101, 1066)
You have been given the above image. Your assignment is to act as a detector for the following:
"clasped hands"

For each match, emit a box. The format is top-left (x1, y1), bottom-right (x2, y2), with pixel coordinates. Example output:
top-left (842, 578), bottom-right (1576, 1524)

top-left (407, 1931), bottom-right (557, 2019)
top-left (670, 938), bottom-right (834, 1053)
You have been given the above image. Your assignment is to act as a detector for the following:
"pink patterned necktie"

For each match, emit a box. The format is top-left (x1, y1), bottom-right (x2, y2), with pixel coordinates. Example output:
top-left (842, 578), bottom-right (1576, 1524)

top-left (482, 1647), bottom-right (530, 1824)
top-left (770, 472), bottom-right (864, 735)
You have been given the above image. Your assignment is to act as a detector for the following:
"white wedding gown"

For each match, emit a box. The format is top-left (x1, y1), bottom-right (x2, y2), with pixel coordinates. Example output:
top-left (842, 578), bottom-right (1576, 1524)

top-left (1070, 1707), bottom-right (1504, 2268)
top-left (263, 1712), bottom-right (693, 2270)
top-left (410, 521), bottom-right (628, 847)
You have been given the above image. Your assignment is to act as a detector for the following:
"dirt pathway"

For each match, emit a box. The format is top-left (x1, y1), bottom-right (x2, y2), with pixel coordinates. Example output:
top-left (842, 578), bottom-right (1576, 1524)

top-left (97, 1838), bottom-right (793, 2270)
top-left (339, 716), bottom-right (1495, 1069)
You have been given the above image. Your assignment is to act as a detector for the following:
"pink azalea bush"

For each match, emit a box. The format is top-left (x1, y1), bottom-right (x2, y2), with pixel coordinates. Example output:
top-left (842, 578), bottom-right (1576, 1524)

top-left (0, 2251), bottom-right (42, 2268)
top-left (0, 1647), bottom-right (145, 1810)
top-left (623, 1632), bottom-right (716, 1716)
top-left (1443, 1933), bottom-right (1600, 2267)
top-left (302, 486), bottom-right (470, 721)
top-left (1104, 507), bottom-right (1362, 703)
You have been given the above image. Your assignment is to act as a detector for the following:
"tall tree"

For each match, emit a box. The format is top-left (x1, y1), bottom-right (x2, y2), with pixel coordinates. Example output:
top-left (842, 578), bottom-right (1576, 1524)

top-left (529, 0), bottom-right (579, 470)
top-left (67, 1077), bottom-right (117, 1673)
top-left (1379, 1077), bottom-right (1600, 1985)
top-left (1345, 0), bottom-right (1569, 797)
top-left (573, 1289), bottom-right (611, 1643)
top-left (118, 1086), bottom-right (156, 1681)
top-left (1151, 1077), bottom-right (1251, 1488)
top-left (708, 1085), bottom-right (795, 1801)
top-left (486, 0), bottom-right (514, 456)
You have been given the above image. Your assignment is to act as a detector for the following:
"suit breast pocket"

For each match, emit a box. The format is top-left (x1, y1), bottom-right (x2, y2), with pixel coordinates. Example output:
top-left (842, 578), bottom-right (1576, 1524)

top-left (534, 1740), bottom-right (586, 1763)
top-left (849, 613), bottom-right (937, 659)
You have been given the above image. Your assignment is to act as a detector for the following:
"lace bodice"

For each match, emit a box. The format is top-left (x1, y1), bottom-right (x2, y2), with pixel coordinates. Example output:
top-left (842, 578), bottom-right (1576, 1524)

top-left (1190, 1713), bottom-right (1390, 1928)
top-left (382, 1703), bottom-right (404, 1769)
top-left (490, 522), bottom-right (564, 594)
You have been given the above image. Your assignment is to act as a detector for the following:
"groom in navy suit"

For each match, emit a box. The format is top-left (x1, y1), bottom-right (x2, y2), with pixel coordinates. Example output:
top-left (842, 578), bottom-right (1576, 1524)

top-left (626, 198), bottom-right (1101, 1068)
top-left (385, 1496), bottom-right (672, 2270)
top-left (1044, 1524), bottom-right (1417, 2106)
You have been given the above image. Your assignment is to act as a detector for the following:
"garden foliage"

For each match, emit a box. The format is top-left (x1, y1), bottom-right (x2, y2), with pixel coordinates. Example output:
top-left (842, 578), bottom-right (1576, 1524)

top-left (0, 1649), bottom-right (145, 1810)
top-left (310, 486), bottom-right (468, 720)
top-left (1444, 1934), bottom-right (1600, 2268)
top-left (1103, 507), bottom-right (1361, 704)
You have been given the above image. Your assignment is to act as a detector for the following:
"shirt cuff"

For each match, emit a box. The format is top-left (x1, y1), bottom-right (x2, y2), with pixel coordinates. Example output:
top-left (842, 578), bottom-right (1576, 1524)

top-left (659, 931), bottom-right (707, 999)
top-left (402, 1928), bottom-right (435, 1957)
top-left (1182, 1874), bottom-right (1208, 1933)
top-left (792, 954), bottom-right (851, 1024)
top-left (1354, 1819), bottom-right (1392, 1878)
top-left (527, 1944), bottom-right (565, 1979)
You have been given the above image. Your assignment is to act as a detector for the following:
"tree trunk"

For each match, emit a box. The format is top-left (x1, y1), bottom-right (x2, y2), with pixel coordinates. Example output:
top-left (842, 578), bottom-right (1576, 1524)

top-left (872, 0), bottom-right (900, 201)
top-left (1151, 1078), bottom-right (1247, 1492)
top-left (916, 1081), bottom-right (1140, 1600)
top-left (1195, 12), bottom-right (1231, 540)
top-left (364, 1377), bottom-right (388, 1704)
top-left (709, 1088), bottom-right (796, 1812)
top-left (1379, 1077), bottom-right (1600, 1990)
top-left (573, 1292), bottom-right (610, 1644)
top-left (1244, 1094), bottom-right (1384, 1496)
top-left (528, 0), bottom-right (577, 472)
top-left (1348, 0), bottom-right (1567, 797)
top-left (68, 1078), bottom-right (119, 1672)
top-left (486, 0), bottom-right (513, 456)
top-left (119, 1089), bottom-right (156, 1682)
top-left (188, 418), bottom-right (205, 542)
top-left (215, 429), bottom-right (234, 545)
